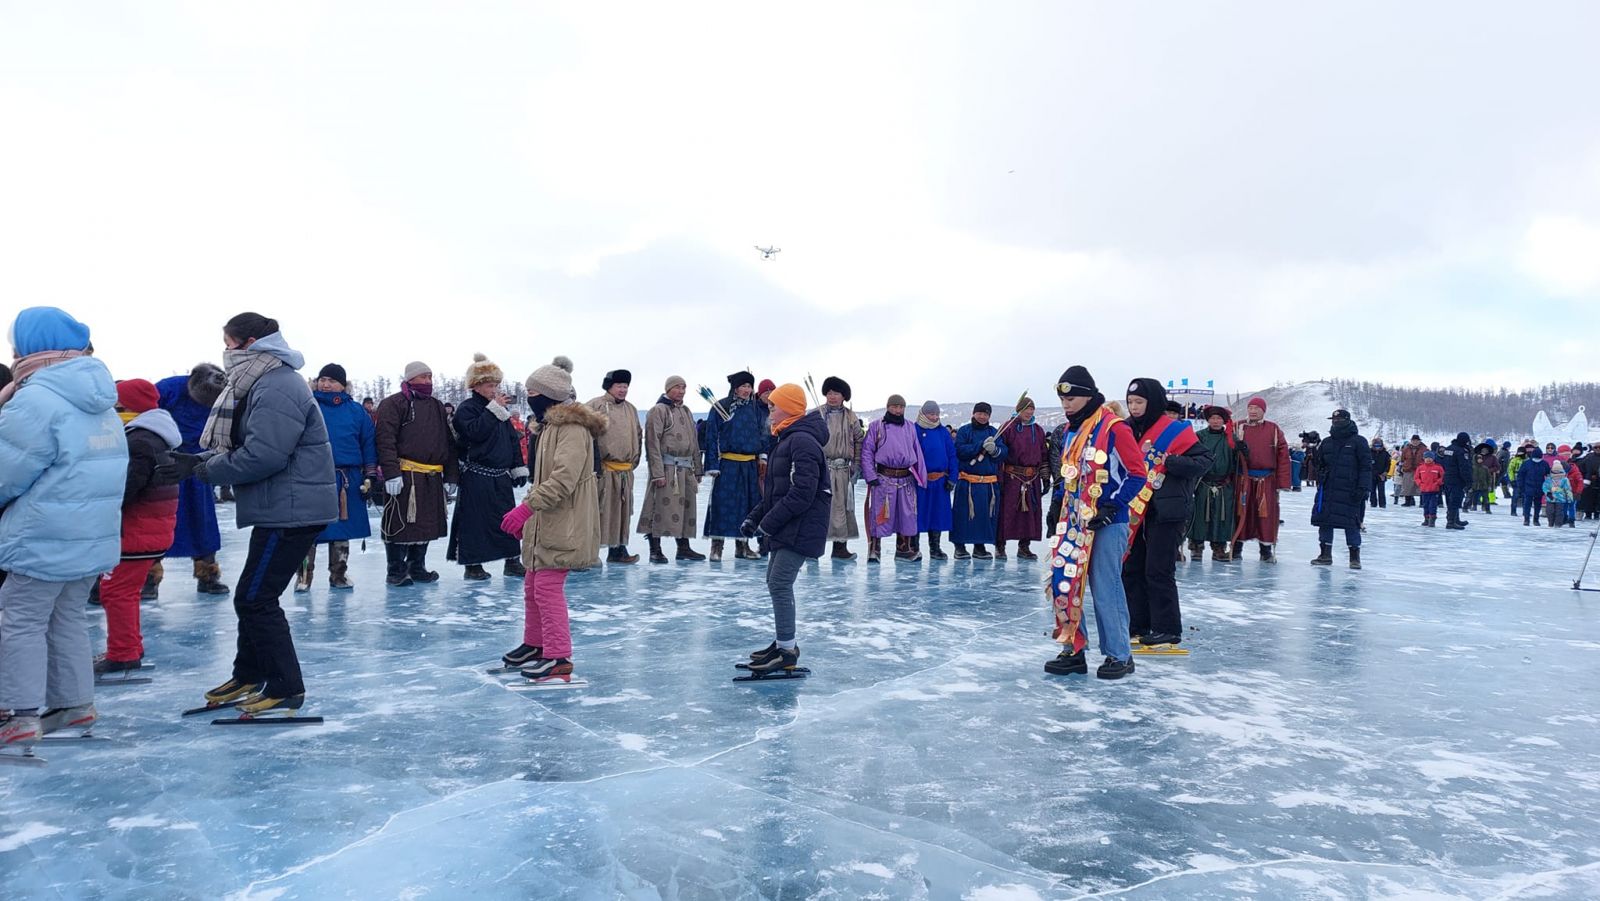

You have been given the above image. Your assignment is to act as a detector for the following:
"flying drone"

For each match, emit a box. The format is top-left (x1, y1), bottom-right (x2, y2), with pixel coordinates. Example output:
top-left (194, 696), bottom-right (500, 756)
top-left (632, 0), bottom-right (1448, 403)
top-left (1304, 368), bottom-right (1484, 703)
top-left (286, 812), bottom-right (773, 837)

top-left (754, 245), bottom-right (781, 260)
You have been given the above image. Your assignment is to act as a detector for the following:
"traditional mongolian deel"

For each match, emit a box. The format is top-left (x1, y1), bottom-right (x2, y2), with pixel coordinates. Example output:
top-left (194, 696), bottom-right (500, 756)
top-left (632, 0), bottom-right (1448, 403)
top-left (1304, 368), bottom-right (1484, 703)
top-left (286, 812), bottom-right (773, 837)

top-left (821, 403), bottom-right (863, 542)
top-left (997, 417), bottom-right (1046, 542)
top-left (1189, 416), bottom-right (1243, 544)
top-left (156, 371), bottom-right (223, 561)
top-left (1234, 398), bottom-right (1291, 546)
top-left (450, 392), bottom-right (524, 566)
top-left (860, 416), bottom-right (927, 538)
top-left (637, 388), bottom-right (702, 539)
top-left (586, 389), bottom-right (642, 548)
top-left (375, 383), bottom-right (456, 545)
top-left (313, 388), bottom-right (378, 543)
top-left (915, 421), bottom-right (957, 533)
top-left (952, 419), bottom-right (1005, 545)
top-left (703, 393), bottom-right (770, 539)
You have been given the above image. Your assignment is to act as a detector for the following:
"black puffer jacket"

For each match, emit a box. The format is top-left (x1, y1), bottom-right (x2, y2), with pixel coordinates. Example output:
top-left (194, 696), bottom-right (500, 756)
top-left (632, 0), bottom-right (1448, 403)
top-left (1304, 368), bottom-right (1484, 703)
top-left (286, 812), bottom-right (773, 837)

top-left (749, 410), bottom-right (832, 558)
top-left (1312, 419), bottom-right (1372, 530)
top-left (1439, 433), bottom-right (1474, 490)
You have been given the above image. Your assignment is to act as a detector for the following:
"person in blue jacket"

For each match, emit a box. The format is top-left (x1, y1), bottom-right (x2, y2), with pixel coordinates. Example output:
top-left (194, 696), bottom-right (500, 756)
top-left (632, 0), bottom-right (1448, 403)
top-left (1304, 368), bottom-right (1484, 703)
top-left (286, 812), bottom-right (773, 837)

top-left (914, 400), bottom-right (957, 560)
top-left (1516, 447), bottom-right (1551, 526)
top-left (951, 403), bottom-right (1006, 559)
top-left (0, 307), bottom-right (128, 751)
top-left (1437, 431), bottom-right (1475, 530)
top-left (151, 363), bottom-right (230, 598)
top-left (294, 364), bottom-right (378, 592)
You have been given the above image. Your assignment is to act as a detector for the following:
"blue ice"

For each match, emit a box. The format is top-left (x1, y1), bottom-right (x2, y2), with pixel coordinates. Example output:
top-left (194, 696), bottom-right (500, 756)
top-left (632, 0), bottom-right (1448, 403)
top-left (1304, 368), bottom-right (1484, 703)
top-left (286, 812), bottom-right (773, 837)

top-left (3, 488), bottom-right (1599, 899)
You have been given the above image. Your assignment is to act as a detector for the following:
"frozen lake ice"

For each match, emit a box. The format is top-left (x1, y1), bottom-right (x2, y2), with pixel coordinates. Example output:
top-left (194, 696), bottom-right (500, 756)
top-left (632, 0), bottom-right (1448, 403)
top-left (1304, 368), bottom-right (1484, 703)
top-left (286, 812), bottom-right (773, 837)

top-left (3, 487), bottom-right (1599, 899)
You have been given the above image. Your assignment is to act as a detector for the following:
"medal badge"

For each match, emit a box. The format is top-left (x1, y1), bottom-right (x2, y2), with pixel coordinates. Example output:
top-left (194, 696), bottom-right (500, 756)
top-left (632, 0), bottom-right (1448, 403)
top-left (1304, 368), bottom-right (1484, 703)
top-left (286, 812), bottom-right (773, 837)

top-left (1088, 484), bottom-right (1103, 499)
top-left (1149, 472), bottom-right (1166, 490)
top-left (1094, 449), bottom-right (1108, 465)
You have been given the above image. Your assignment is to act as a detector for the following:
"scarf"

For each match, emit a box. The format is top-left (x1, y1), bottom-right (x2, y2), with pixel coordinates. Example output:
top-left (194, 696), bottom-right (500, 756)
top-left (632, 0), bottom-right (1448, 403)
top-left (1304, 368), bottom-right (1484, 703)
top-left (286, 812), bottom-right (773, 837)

top-left (1065, 392), bottom-right (1106, 430)
top-left (201, 346), bottom-right (284, 452)
top-left (916, 413), bottom-right (939, 429)
top-left (883, 411), bottom-right (905, 425)
top-left (0, 350), bottom-right (84, 410)
top-left (400, 379), bottom-right (433, 400)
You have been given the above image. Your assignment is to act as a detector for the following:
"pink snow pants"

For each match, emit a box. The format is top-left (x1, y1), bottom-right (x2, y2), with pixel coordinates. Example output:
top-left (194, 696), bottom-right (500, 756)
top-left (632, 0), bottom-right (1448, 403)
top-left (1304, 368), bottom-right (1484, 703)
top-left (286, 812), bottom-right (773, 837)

top-left (522, 568), bottom-right (572, 658)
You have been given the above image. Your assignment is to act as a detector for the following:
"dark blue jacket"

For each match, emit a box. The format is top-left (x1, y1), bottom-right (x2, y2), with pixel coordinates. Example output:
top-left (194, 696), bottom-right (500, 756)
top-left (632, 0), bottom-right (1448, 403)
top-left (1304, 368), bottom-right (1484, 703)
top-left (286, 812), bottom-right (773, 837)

top-left (1439, 434), bottom-right (1474, 490)
top-left (453, 394), bottom-right (522, 470)
top-left (1311, 419), bottom-right (1372, 530)
top-left (1516, 456), bottom-right (1551, 497)
top-left (156, 374), bottom-right (213, 453)
top-left (314, 390), bottom-right (378, 470)
top-left (749, 411), bottom-right (831, 558)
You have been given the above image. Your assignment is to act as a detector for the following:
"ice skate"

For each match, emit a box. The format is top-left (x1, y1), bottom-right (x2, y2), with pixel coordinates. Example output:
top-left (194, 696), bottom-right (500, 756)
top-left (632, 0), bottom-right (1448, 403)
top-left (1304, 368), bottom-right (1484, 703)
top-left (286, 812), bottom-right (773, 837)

top-left (185, 678), bottom-right (261, 715)
top-left (40, 704), bottom-right (98, 737)
top-left (0, 714), bottom-right (44, 766)
top-left (735, 645), bottom-right (807, 681)
top-left (215, 694), bottom-right (322, 726)
top-left (520, 657), bottom-right (575, 683)
top-left (494, 644), bottom-right (543, 671)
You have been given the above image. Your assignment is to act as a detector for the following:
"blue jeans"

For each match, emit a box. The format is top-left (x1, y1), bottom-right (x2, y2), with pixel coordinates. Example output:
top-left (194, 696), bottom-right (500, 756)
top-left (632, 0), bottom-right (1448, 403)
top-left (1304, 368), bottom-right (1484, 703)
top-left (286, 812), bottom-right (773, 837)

top-left (1421, 492), bottom-right (1440, 516)
top-left (1318, 525), bottom-right (1361, 548)
top-left (1087, 521), bottom-right (1133, 663)
top-left (1522, 495), bottom-right (1543, 522)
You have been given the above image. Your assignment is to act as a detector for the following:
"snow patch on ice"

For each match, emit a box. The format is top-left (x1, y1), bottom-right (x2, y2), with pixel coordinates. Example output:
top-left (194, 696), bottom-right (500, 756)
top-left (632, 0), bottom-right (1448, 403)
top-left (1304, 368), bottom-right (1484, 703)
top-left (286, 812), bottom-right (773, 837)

top-left (847, 861), bottom-right (894, 878)
top-left (1168, 794), bottom-right (1249, 806)
top-left (964, 884), bottom-right (1046, 901)
top-left (577, 688), bottom-right (652, 707)
top-left (1270, 791), bottom-right (1411, 816)
top-left (0, 822), bottom-right (63, 853)
top-left (108, 815), bottom-right (173, 830)
top-left (1512, 736), bottom-right (1560, 747)
top-left (615, 733), bottom-right (650, 752)
top-left (698, 828), bottom-right (724, 840)
top-left (1414, 750), bottom-right (1535, 785)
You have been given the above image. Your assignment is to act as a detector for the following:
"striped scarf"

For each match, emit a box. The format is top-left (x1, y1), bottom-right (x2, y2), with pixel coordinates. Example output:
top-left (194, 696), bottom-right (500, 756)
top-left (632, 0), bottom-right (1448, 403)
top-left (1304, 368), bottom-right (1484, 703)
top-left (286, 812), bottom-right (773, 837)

top-left (200, 347), bottom-right (283, 452)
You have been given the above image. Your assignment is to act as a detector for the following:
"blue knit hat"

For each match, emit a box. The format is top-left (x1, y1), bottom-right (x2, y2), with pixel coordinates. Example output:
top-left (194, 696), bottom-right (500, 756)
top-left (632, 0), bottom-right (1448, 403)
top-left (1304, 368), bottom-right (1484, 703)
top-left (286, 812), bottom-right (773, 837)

top-left (9, 306), bottom-right (91, 356)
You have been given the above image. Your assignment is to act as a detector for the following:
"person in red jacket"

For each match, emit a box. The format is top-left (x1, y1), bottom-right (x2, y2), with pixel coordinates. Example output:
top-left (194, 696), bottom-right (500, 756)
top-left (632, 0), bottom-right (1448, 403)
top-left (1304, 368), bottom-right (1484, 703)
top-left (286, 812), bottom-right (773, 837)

top-left (98, 380), bottom-right (183, 674)
top-left (1232, 396), bottom-right (1292, 561)
top-left (1414, 451), bottom-right (1445, 527)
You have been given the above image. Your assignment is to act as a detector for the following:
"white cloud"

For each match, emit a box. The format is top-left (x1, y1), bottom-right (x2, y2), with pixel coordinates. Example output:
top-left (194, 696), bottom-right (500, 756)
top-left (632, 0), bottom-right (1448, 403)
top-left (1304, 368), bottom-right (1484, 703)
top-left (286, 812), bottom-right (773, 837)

top-left (1518, 216), bottom-right (1600, 297)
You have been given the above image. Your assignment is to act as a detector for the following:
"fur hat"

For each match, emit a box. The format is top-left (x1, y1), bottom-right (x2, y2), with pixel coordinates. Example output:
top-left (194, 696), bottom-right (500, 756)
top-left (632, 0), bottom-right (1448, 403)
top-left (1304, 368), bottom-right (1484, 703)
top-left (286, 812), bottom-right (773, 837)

top-left (1203, 405), bottom-right (1231, 422)
top-left (403, 361), bottom-right (431, 381)
top-left (727, 370), bottom-right (755, 390)
top-left (188, 363), bottom-right (226, 407)
top-left (526, 355), bottom-right (575, 401)
top-left (116, 379), bottom-right (160, 414)
top-left (317, 363), bottom-right (347, 386)
top-left (466, 352), bottom-right (503, 388)
top-left (886, 394), bottom-right (907, 408)
top-left (821, 376), bottom-right (851, 402)
top-left (602, 369), bottom-right (632, 390)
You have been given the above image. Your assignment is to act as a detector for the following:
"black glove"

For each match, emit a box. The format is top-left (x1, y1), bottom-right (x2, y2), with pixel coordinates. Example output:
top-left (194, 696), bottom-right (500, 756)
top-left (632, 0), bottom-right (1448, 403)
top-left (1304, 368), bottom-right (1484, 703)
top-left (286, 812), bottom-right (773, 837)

top-left (868, 479), bottom-right (881, 489)
top-left (945, 478), bottom-right (956, 493)
top-left (1086, 503), bottom-right (1119, 532)
top-left (165, 452), bottom-right (206, 483)
top-left (739, 518), bottom-right (760, 539)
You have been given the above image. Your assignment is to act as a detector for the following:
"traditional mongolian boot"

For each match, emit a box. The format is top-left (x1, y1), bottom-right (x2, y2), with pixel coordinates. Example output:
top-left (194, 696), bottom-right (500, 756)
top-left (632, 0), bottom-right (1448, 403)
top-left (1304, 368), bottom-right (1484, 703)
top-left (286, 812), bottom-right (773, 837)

top-left (675, 539), bottom-right (706, 561)
top-left (327, 541), bottom-right (354, 591)
top-left (867, 538), bottom-right (881, 563)
top-left (994, 541), bottom-right (1008, 560)
top-left (141, 560), bottom-right (161, 601)
top-left (952, 542), bottom-right (970, 560)
top-left (831, 541), bottom-right (857, 561)
top-left (971, 543), bottom-right (993, 560)
top-left (1310, 543), bottom-right (1334, 566)
top-left (928, 532), bottom-right (948, 561)
top-left (1188, 540), bottom-right (1204, 561)
top-left (294, 546), bottom-right (314, 593)
top-left (1210, 541), bottom-right (1230, 561)
top-left (407, 544), bottom-right (440, 582)
top-left (1259, 543), bottom-right (1275, 563)
top-left (385, 543), bottom-right (413, 587)
top-left (464, 564), bottom-right (491, 581)
top-left (194, 555), bottom-right (231, 596)
top-left (710, 539), bottom-right (725, 562)
top-left (504, 558), bottom-right (527, 578)
top-left (1348, 546), bottom-right (1362, 570)
top-left (1017, 541), bottom-right (1037, 560)
top-left (613, 545), bottom-right (640, 565)
top-left (1230, 540), bottom-right (1245, 560)
top-left (649, 536), bottom-right (669, 564)
top-left (735, 540), bottom-right (759, 560)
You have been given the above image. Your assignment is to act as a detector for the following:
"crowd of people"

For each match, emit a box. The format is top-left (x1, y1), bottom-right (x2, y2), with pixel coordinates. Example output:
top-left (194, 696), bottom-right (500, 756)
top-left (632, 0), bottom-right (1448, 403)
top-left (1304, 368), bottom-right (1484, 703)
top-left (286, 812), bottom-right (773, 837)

top-left (2, 305), bottom-right (1597, 754)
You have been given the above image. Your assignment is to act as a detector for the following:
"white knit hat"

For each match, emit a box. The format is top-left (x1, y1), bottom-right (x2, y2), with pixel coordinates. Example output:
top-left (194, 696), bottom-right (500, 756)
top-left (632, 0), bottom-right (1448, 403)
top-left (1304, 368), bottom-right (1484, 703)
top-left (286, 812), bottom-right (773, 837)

top-left (525, 355), bottom-right (574, 401)
top-left (403, 361), bottom-right (431, 381)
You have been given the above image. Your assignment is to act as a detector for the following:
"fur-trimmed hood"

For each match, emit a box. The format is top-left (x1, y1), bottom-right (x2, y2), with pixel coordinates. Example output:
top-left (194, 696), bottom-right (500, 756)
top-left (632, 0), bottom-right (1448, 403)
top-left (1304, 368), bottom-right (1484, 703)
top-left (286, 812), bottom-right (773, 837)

top-left (539, 400), bottom-right (608, 436)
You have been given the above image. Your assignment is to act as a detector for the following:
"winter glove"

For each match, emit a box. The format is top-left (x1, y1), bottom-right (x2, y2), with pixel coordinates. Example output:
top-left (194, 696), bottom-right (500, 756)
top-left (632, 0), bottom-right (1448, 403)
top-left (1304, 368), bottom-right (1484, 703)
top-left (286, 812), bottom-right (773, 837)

top-left (500, 503), bottom-right (533, 537)
top-left (868, 479), bottom-right (881, 489)
top-left (739, 517), bottom-right (760, 539)
top-left (165, 452), bottom-right (206, 483)
top-left (510, 466), bottom-right (529, 488)
top-left (1085, 504), bottom-right (1119, 532)
top-left (486, 400), bottom-right (511, 422)
top-left (982, 436), bottom-right (999, 455)
top-left (946, 478), bottom-right (956, 493)
top-left (704, 470), bottom-right (721, 478)
top-left (385, 476), bottom-right (405, 496)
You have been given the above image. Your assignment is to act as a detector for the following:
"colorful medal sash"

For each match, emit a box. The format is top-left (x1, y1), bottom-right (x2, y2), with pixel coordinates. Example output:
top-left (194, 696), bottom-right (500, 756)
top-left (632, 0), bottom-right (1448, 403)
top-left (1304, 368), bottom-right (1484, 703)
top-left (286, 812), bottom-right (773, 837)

top-left (1124, 418), bottom-right (1197, 547)
top-left (1046, 408), bottom-right (1119, 652)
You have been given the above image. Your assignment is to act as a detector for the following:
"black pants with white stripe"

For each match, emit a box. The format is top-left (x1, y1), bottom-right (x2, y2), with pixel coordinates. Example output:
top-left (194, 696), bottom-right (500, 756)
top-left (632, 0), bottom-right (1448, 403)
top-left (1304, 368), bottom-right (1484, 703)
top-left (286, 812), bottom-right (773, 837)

top-left (231, 525), bottom-right (322, 698)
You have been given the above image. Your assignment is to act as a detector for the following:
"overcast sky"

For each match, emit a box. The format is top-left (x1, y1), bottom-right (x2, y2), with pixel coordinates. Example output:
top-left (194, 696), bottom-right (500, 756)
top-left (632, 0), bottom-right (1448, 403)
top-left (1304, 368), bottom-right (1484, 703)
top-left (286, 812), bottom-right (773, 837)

top-left (3, 2), bottom-right (1598, 410)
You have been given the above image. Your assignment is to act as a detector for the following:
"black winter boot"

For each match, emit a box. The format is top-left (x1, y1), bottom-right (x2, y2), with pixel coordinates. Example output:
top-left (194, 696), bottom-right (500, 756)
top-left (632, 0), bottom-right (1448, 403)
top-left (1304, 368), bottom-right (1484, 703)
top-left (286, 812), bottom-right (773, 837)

top-left (952, 542), bottom-right (970, 560)
top-left (676, 538), bottom-right (706, 561)
top-left (649, 536), bottom-right (669, 564)
top-left (928, 532), bottom-right (948, 561)
top-left (408, 544), bottom-right (440, 582)
top-left (385, 543), bottom-right (413, 587)
top-left (1348, 546), bottom-right (1362, 570)
top-left (1310, 543), bottom-right (1333, 566)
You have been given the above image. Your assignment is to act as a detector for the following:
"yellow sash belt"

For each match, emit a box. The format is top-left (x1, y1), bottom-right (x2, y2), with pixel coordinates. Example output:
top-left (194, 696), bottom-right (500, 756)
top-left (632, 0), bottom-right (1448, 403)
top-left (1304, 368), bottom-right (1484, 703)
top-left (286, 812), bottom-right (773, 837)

top-left (399, 459), bottom-right (444, 474)
top-left (603, 460), bottom-right (636, 472)
top-left (720, 452), bottom-right (757, 462)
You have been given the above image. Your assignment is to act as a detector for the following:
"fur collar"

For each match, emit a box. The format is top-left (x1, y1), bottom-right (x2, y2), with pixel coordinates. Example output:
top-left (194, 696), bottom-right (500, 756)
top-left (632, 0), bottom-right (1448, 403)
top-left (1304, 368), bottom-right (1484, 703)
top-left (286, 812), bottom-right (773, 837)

top-left (541, 401), bottom-right (608, 436)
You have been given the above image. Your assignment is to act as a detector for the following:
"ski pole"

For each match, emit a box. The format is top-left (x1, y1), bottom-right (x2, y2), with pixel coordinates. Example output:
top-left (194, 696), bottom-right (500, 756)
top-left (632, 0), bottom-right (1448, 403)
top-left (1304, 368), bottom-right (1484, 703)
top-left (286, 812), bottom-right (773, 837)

top-left (1576, 528), bottom-right (1600, 592)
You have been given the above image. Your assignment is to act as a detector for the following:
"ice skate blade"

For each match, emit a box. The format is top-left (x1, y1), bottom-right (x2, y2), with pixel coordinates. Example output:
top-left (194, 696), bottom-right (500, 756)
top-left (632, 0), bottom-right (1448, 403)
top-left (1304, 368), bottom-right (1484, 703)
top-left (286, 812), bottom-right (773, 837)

top-left (96, 675), bottom-right (154, 686)
top-left (1131, 645), bottom-right (1190, 657)
top-left (42, 734), bottom-right (110, 744)
top-left (213, 716), bottom-right (324, 726)
top-left (0, 750), bottom-right (47, 767)
top-left (734, 667), bottom-right (810, 683)
top-left (507, 678), bottom-right (589, 692)
top-left (182, 697), bottom-right (253, 718)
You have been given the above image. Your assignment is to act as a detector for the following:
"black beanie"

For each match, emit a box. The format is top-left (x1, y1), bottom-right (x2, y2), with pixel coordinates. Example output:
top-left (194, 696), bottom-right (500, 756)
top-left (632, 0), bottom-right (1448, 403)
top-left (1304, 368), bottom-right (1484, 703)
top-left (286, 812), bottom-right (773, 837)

top-left (318, 363), bottom-right (347, 386)
top-left (973, 402), bottom-right (993, 415)
top-left (1057, 366), bottom-right (1096, 398)
top-left (1125, 377), bottom-right (1167, 409)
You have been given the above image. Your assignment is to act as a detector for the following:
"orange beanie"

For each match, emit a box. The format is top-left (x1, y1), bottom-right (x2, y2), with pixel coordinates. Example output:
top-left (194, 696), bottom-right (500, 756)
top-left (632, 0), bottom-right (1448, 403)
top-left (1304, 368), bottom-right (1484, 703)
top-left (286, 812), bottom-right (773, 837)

top-left (769, 383), bottom-right (807, 434)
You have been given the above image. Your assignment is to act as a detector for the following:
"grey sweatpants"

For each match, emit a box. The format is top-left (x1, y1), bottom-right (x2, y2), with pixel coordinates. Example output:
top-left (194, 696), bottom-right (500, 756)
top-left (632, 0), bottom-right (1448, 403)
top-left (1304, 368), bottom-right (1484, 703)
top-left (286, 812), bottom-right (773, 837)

top-left (765, 548), bottom-right (805, 643)
top-left (0, 573), bottom-right (97, 712)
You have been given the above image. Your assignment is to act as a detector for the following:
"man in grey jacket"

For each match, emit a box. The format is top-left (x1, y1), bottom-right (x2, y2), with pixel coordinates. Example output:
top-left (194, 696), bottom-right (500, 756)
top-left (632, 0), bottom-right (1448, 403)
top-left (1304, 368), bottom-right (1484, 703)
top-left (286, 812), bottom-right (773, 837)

top-left (172, 312), bottom-right (336, 716)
